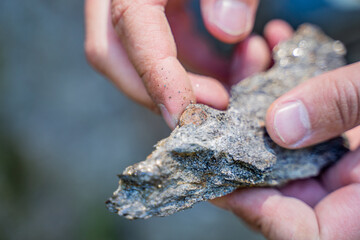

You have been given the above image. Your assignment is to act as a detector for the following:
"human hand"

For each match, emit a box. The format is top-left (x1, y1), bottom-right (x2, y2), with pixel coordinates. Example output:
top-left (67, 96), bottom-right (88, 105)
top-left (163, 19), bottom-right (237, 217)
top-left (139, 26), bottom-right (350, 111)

top-left (212, 145), bottom-right (360, 240)
top-left (213, 25), bottom-right (360, 239)
top-left (84, 0), bottom-right (264, 129)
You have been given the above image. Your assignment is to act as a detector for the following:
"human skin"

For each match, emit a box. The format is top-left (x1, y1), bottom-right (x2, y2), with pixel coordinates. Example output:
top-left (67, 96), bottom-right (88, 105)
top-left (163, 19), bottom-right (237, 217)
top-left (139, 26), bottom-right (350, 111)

top-left (212, 126), bottom-right (360, 240)
top-left (84, 1), bottom-right (360, 239)
top-left (84, 0), bottom-right (261, 128)
top-left (212, 27), bottom-right (360, 240)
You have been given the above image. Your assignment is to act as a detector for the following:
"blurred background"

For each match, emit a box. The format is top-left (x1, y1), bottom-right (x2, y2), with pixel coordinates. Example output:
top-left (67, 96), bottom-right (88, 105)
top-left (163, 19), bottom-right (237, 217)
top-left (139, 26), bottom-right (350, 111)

top-left (0, 0), bottom-right (359, 239)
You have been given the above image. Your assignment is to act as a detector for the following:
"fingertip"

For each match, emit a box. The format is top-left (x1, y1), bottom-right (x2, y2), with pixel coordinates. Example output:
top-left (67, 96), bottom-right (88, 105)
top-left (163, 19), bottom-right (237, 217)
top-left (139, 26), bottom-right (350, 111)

top-left (209, 196), bottom-right (231, 210)
top-left (230, 34), bottom-right (271, 84)
top-left (141, 57), bottom-right (196, 129)
top-left (279, 179), bottom-right (328, 207)
top-left (265, 99), bottom-right (312, 149)
top-left (264, 19), bottom-right (294, 49)
top-left (158, 103), bottom-right (177, 129)
top-left (189, 73), bottom-right (229, 110)
top-left (160, 72), bottom-right (229, 128)
top-left (201, 0), bottom-right (258, 43)
top-left (345, 126), bottom-right (360, 150)
top-left (321, 147), bottom-right (360, 192)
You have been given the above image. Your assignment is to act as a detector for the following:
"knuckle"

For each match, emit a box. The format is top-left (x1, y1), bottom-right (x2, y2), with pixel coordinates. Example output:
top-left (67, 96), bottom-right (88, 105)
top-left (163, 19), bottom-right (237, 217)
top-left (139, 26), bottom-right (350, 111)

top-left (111, 0), bottom-right (131, 28)
top-left (84, 39), bottom-right (107, 72)
top-left (347, 79), bottom-right (360, 126)
top-left (111, 0), bottom-right (168, 28)
top-left (332, 77), bottom-right (360, 129)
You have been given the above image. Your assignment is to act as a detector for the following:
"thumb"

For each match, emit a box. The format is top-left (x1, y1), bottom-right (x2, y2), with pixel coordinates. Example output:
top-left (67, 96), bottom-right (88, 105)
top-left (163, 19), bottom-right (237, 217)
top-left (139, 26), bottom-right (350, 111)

top-left (266, 62), bottom-right (360, 149)
top-left (200, 0), bottom-right (259, 43)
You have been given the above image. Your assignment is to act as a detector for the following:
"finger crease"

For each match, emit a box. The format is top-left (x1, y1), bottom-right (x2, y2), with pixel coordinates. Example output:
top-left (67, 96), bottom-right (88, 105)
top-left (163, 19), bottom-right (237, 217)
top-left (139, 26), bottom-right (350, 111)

top-left (348, 78), bottom-right (360, 127)
top-left (332, 79), bottom-right (347, 130)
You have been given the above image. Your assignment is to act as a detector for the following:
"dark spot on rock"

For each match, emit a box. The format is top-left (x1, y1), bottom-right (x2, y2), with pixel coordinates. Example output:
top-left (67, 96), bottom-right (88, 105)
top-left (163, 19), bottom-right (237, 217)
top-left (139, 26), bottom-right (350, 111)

top-left (216, 113), bottom-right (226, 121)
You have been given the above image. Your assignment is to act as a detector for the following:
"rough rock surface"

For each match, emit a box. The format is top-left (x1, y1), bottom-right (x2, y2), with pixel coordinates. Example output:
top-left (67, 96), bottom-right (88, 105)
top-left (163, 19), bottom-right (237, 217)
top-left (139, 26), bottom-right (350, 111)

top-left (106, 25), bottom-right (349, 219)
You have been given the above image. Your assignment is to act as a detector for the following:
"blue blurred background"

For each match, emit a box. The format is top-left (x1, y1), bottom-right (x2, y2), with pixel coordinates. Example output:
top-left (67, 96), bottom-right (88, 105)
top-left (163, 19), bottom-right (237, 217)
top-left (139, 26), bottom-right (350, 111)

top-left (0, 0), bottom-right (359, 239)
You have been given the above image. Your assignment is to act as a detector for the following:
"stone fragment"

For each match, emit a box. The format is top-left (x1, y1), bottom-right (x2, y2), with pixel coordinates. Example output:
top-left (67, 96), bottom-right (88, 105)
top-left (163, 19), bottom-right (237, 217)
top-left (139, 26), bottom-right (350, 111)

top-left (106, 25), bottom-right (349, 219)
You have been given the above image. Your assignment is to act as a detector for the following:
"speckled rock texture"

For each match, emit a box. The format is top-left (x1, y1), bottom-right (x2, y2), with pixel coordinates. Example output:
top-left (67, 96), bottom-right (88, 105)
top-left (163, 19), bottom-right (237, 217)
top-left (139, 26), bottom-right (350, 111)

top-left (106, 24), bottom-right (349, 219)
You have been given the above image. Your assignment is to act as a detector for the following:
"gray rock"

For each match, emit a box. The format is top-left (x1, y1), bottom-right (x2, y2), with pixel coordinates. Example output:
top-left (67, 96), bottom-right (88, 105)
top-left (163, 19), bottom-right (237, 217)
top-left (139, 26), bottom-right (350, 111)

top-left (106, 24), bottom-right (349, 219)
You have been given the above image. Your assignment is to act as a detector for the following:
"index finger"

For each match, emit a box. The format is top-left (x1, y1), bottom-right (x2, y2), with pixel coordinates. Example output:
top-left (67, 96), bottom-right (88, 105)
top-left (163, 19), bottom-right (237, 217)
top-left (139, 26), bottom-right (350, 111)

top-left (111, 0), bottom-right (195, 128)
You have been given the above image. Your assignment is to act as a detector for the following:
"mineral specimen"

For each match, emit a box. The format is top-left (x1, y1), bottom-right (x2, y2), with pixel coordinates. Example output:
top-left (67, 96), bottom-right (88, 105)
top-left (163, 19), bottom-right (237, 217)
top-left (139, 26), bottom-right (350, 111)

top-left (106, 24), bottom-right (349, 219)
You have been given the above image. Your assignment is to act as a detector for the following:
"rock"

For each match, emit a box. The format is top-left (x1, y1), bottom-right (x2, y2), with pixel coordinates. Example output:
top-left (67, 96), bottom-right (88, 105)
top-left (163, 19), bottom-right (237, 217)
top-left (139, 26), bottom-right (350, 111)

top-left (106, 24), bottom-right (349, 219)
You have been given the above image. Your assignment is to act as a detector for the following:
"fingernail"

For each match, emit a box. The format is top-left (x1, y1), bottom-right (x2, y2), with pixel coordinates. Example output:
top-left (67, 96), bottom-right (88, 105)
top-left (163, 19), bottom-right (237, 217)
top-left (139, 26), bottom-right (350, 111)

top-left (158, 104), bottom-right (177, 130)
top-left (273, 100), bottom-right (311, 146)
top-left (210, 0), bottom-right (251, 36)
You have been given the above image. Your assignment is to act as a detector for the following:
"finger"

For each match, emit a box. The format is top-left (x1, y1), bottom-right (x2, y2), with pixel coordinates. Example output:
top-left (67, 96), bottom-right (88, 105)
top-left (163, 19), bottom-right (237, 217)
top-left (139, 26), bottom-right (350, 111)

top-left (200, 0), bottom-right (259, 43)
top-left (214, 185), bottom-right (360, 240)
top-left (214, 188), bottom-right (319, 239)
top-left (167, 6), bottom-right (231, 81)
top-left (266, 62), bottom-right (360, 149)
top-left (315, 184), bottom-right (360, 240)
top-left (111, 0), bottom-right (195, 129)
top-left (189, 73), bottom-right (229, 110)
top-left (264, 20), bottom-right (294, 50)
top-left (84, 0), bottom-right (156, 111)
top-left (321, 147), bottom-right (360, 192)
top-left (230, 35), bottom-right (271, 85)
top-left (279, 178), bottom-right (328, 207)
top-left (345, 126), bottom-right (360, 150)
